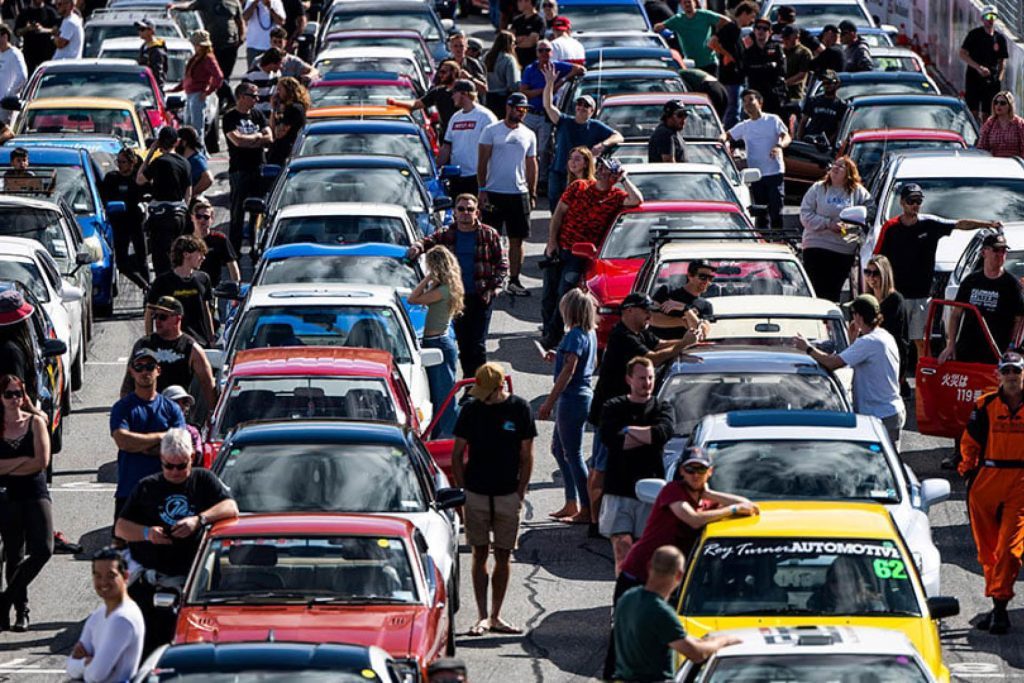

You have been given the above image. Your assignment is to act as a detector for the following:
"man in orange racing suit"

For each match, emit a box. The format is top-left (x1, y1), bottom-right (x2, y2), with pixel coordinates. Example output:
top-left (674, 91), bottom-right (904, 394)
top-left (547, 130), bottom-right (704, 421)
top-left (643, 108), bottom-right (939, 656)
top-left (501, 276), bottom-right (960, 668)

top-left (960, 350), bottom-right (1024, 634)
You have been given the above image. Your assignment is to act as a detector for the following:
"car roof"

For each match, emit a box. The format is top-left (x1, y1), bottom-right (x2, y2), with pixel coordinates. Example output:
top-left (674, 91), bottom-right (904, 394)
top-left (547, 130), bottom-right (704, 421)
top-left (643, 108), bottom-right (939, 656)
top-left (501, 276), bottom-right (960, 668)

top-left (275, 202), bottom-right (410, 219)
top-left (84, 10), bottom-right (177, 21)
top-left (585, 46), bottom-right (672, 57)
top-left (705, 501), bottom-right (897, 539)
top-left (707, 626), bottom-right (921, 657)
top-left (316, 46), bottom-right (419, 59)
top-left (98, 36), bottom-right (193, 51)
top-left (599, 92), bottom-right (710, 106)
top-left (307, 104), bottom-right (414, 118)
top-left (246, 282), bottom-right (400, 307)
top-left (0, 236), bottom-right (48, 258)
top-left (0, 146), bottom-right (84, 163)
top-left (837, 71), bottom-right (930, 83)
top-left (327, 1), bottom-right (435, 12)
top-left (36, 58), bottom-right (145, 71)
top-left (302, 119), bottom-right (421, 135)
top-left (848, 128), bottom-right (965, 142)
top-left (869, 45), bottom-right (921, 57)
top-left (559, 0), bottom-right (641, 5)
top-left (657, 242), bottom-right (796, 259)
top-left (325, 28), bottom-right (427, 39)
top-left (700, 410), bottom-right (886, 442)
top-left (621, 200), bottom-right (744, 214)
top-left (849, 94), bottom-right (962, 105)
top-left (285, 154), bottom-right (414, 170)
top-left (710, 295), bottom-right (843, 317)
top-left (209, 512), bottom-right (416, 538)
top-left (228, 419), bottom-right (408, 446)
top-left (580, 67), bottom-right (681, 79)
top-left (229, 347), bottom-right (395, 378)
top-left (890, 152), bottom-right (1024, 178)
top-left (0, 194), bottom-right (62, 211)
top-left (665, 346), bottom-right (830, 375)
top-left (622, 162), bottom-right (726, 174)
top-left (263, 243), bottom-right (408, 261)
top-left (23, 96), bottom-right (138, 109)
top-left (155, 643), bottom-right (382, 675)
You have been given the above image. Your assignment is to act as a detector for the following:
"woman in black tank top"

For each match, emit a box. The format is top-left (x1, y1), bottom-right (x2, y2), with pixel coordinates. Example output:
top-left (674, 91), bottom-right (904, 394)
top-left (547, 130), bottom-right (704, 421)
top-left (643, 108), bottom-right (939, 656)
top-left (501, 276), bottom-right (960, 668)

top-left (0, 374), bottom-right (54, 633)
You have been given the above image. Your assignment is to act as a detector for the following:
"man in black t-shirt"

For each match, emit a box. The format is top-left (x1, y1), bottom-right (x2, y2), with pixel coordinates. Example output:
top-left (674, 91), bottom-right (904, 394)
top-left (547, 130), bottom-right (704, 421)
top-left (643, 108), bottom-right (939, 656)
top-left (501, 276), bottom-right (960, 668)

top-left (647, 100), bottom-right (688, 163)
top-left (651, 259), bottom-right (716, 340)
top-left (147, 237), bottom-right (216, 348)
top-left (960, 7), bottom-right (1008, 120)
top-left (798, 70), bottom-right (847, 142)
top-left (115, 427), bottom-right (237, 654)
top-left (809, 25), bottom-right (844, 77)
top-left (510, 0), bottom-right (545, 66)
top-left (14, 0), bottom-right (59, 73)
top-left (223, 81), bottom-right (272, 255)
top-left (451, 362), bottom-right (535, 637)
top-left (388, 61), bottom-right (460, 137)
top-left (942, 232), bottom-right (1024, 364)
top-left (189, 198), bottom-right (240, 288)
top-left (137, 127), bottom-right (193, 275)
top-left (708, 0), bottom-right (757, 128)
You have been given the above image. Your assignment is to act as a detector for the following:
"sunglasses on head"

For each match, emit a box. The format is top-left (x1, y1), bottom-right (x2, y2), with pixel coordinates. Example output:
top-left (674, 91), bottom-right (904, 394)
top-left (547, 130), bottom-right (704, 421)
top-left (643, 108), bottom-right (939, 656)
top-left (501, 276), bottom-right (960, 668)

top-left (1000, 366), bottom-right (1023, 375)
top-left (2, 390), bottom-right (23, 399)
top-left (132, 361), bottom-right (158, 372)
top-left (864, 268), bottom-right (880, 276)
top-left (161, 461), bottom-right (188, 471)
top-left (683, 465), bottom-right (709, 474)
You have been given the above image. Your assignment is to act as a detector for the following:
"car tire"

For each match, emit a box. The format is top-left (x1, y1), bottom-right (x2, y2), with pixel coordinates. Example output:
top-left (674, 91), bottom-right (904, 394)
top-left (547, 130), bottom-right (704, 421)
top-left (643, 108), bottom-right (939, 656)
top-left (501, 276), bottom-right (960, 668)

top-left (71, 343), bottom-right (84, 391)
top-left (451, 554), bottom-right (461, 613)
top-left (445, 599), bottom-right (456, 656)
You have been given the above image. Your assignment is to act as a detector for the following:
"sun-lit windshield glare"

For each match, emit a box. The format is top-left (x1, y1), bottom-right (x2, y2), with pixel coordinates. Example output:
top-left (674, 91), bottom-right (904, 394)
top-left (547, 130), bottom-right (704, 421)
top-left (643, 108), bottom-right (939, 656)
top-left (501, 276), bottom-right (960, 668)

top-left (847, 104), bottom-right (977, 145)
top-left (707, 316), bottom-right (848, 351)
top-left (659, 372), bottom-right (847, 435)
top-left (704, 654), bottom-right (931, 682)
top-left (297, 133), bottom-right (431, 176)
top-left (627, 171), bottom-right (736, 202)
top-left (578, 76), bottom-right (685, 105)
top-left (653, 259), bottom-right (811, 297)
top-left (0, 166), bottom-right (95, 215)
top-left (767, 3), bottom-right (868, 25)
top-left (579, 34), bottom-right (666, 49)
top-left (0, 208), bottom-right (70, 265)
top-left (189, 535), bottom-right (418, 603)
top-left (37, 70), bottom-right (154, 104)
top-left (271, 216), bottom-right (409, 248)
top-left (602, 211), bottom-right (753, 259)
top-left (214, 377), bottom-right (397, 438)
top-left (599, 103), bottom-right (720, 140)
top-left (849, 140), bottom-right (962, 183)
top-left (103, 49), bottom-right (188, 82)
top-left (0, 260), bottom-right (48, 302)
top-left (704, 440), bottom-right (899, 502)
top-left (686, 144), bottom-right (738, 183)
top-left (260, 256), bottom-right (419, 289)
top-left (559, 5), bottom-right (647, 31)
top-left (682, 537), bottom-right (922, 617)
top-left (277, 168), bottom-right (425, 211)
top-left (309, 84), bottom-right (413, 107)
top-left (837, 80), bottom-right (933, 100)
top-left (316, 57), bottom-right (418, 81)
top-left (884, 178), bottom-right (1024, 223)
top-left (327, 11), bottom-right (441, 40)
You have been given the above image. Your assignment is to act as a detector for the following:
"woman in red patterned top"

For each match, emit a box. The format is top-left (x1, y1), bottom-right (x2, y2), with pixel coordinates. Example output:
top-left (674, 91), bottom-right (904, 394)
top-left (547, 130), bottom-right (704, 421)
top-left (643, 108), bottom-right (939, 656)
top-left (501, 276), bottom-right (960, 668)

top-left (978, 90), bottom-right (1024, 158)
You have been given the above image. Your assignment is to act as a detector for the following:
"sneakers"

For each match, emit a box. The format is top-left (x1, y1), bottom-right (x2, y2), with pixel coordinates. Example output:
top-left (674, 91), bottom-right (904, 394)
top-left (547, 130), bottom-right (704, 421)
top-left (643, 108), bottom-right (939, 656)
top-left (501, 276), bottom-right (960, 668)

top-left (53, 531), bottom-right (83, 555)
top-left (12, 608), bottom-right (28, 633)
top-left (506, 280), bottom-right (530, 297)
top-left (976, 600), bottom-right (1012, 634)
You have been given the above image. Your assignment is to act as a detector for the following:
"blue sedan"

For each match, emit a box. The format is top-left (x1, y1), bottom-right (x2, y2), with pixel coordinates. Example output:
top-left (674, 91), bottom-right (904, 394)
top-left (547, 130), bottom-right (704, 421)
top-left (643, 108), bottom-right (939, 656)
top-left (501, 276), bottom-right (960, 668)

top-left (836, 94), bottom-right (979, 147)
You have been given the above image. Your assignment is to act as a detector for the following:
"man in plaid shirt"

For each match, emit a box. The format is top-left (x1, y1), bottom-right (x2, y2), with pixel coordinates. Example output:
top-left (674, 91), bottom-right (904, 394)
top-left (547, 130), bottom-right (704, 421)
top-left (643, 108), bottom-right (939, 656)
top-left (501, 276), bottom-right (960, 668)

top-left (407, 193), bottom-right (509, 376)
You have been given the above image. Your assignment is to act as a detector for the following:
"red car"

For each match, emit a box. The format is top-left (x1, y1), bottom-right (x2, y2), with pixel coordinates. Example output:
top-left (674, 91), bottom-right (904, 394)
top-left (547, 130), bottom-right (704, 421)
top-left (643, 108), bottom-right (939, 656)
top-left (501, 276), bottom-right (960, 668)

top-left (573, 201), bottom-right (757, 349)
top-left (174, 513), bottom-right (453, 680)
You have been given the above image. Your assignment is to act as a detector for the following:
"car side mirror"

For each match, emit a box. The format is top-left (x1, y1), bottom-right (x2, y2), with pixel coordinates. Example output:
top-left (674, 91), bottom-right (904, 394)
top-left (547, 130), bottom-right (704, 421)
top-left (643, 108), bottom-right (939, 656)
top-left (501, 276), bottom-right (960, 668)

top-left (214, 281), bottom-right (242, 300)
top-left (205, 348), bottom-right (225, 370)
top-left (571, 242), bottom-right (597, 260)
top-left (42, 338), bottom-right (67, 358)
top-left (926, 596), bottom-right (959, 620)
top-left (432, 195), bottom-right (453, 211)
top-left (635, 478), bottom-right (666, 504)
top-left (919, 478), bottom-right (951, 512)
top-left (440, 164), bottom-right (460, 179)
top-left (740, 167), bottom-right (761, 185)
top-left (421, 347), bottom-right (444, 368)
top-left (244, 197), bottom-right (266, 214)
top-left (105, 201), bottom-right (126, 215)
top-left (441, 18), bottom-right (456, 32)
top-left (838, 205), bottom-right (867, 228)
top-left (153, 591), bottom-right (179, 609)
top-left (0, 96), bottom-right (21, 111)
top-left (165, 94), bottom-right (185, 111)
top-left (75, 248), bottom-right (94, 266)
top-left (61, 282), bottom-right (84, 302)
top-left (260, 164), bottom-right (281, 179)
top-left (435, 487), bottom-right (466, 510)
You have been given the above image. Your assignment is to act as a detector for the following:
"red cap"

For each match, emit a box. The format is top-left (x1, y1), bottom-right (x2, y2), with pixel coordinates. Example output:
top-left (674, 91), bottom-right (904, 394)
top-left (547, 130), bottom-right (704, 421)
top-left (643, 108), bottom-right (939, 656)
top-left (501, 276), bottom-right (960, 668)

top-left (552, 16), bottom-right (571, 29)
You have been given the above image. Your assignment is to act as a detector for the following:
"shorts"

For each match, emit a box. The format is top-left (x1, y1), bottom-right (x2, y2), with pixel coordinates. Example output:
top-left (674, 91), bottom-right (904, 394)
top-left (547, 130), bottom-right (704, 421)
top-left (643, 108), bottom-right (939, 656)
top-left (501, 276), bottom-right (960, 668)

top-left (903, 297), bottom-right (929, 341)
top-left (464, 490), bottom-right (523, 550)
top-left (482, 191), bottom-right (531, 239)
top-left (588, 436), bottom-right (608, 472)
top-left (598, 494), bottom-right (652, 539)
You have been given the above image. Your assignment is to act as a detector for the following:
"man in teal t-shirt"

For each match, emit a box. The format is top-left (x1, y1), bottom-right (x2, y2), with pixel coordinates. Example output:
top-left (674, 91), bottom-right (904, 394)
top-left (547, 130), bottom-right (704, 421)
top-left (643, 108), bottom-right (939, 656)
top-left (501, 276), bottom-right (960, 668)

top-left (613, 546), bottom-right (740, 681)
top-left (654, 0), bottom-right (729, 74)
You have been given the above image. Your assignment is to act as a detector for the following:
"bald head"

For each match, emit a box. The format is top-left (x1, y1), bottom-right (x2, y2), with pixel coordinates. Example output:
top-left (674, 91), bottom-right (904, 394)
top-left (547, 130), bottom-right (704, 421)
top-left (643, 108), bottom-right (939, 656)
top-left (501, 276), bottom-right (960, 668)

top-left (649, 546), bottom-right (684, 577)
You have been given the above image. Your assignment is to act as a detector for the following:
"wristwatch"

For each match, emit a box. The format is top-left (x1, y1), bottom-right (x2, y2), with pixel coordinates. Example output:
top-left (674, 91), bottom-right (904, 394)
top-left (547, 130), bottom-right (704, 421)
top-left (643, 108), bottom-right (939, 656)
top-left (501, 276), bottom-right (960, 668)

top-left (198, 514), bottom-right (209, 527)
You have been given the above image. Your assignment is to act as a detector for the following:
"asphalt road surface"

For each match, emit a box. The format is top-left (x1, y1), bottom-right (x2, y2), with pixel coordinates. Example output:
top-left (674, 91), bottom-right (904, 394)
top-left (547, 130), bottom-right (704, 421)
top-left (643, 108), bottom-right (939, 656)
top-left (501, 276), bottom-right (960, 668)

top-left (1, 24), bottom-right (1023, 683)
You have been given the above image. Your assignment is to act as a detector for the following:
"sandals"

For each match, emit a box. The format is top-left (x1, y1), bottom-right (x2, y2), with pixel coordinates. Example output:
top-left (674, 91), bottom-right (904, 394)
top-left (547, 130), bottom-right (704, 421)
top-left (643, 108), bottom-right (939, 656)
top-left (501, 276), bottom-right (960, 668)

top-left (489, 618), bottom-right (523, 634)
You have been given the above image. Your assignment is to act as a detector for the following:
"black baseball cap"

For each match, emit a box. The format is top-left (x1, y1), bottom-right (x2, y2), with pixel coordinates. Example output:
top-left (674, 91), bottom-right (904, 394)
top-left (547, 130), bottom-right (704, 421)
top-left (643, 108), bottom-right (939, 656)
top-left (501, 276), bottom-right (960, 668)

top-left (662, 99), bottom-right (688, 117)
top-left (900, 183), bottom-right (924, 201)
top-left (687, 258), bottom-right (717, 275)
top-left (621, 292), bottom-right (658, 311)
top-left (148, 296), bottom-right (184, 316)
top-left (982, 232), bottom-right (1009, 249)
top-left (131, 347), bottom-right (158, 362)
top-left (821, 23), bottom-right (839, 33)
top-left (680, 447), bottom-right (712, 468)
top-left (506, 92), bottom-right (529, 107)
top-left (452, 79), bottom-right (475, 94)
top-left (753, 17), bottom-right (772, 29)
top-left (780, 25), bottom-right (799, 38)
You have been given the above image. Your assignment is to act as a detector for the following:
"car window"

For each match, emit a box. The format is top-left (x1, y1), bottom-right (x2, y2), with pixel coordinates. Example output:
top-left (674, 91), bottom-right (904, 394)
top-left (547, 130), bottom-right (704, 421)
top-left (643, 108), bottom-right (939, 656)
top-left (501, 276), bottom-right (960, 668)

top-left (836, 79), bottom-right (933, 99)
top-left (766, 2), bottom-right (869, 25)
top-left (707, 315), bottom-right (848, 351)
top-left (83, 22), bottom-right (179, 57)
top-left (102, 49), bottom-right (190, 83)
top-left (883, 178), bottom-right (1024, 224)
top-left (316, 56), bottom-right (420, 81)
top-left (270, 215), bottom-right (410, 248)
top-left (35, 69), bottom-right (156, 106)
top-left (0, 207), bottom-right (72, 267)
top-left (601, 211), bottom-right (754, 259)
top-left (598, 103), bottom-right (720, 141)
top-left (35, 250), bottom-right (64, 291)
top-left (259, 256), bottom-right (420, 289)
top-left (559, 4), bottom-right (648, 31)
top-left (626, 170), bottom-right (737, 203)
top-left (847, 104), bottom-right (977, 145)
top-left (213, 376), bottom-right (398, 438)
top-left (296, 132), bottom-right (432, 176)
top-left (704, 439), bottom-right (900, 503)
top-left (0, 259), bottom-right (49, 302)
top-left (20, 108), bottom-right (137, 142)
top-left (681, 536), bottom-right (922, 617)
top-left (659, 372), bottom-right (848, 435)
top-left (189, 534), bottom-right (419, 604)
top-left (686, 144), bottom-right (739, 184)
top-left (327, 10), bottom-right (442, 41)
top-left (652, 259), bottom-right (812, 297)
top-left (309, 84), bottom-right (415, 108)
top-left (579, 33), bottom-right (667, 49)
top-left (703, 654), bottom-right (932, 681)
top-left (576, 76), bottom-right (685, 106)
top-left (0, 166), bottom-right (96, 215)
top-left (848, 140), bottom-right (962, 185)
top-left (217, 442), bottom-right (427, 513)
top-left (873, 55), bottom-right (923, 72)
top-left (325, 37), bottom-right (433, 73)
top-left (276, 168), bottom-right (427, 212)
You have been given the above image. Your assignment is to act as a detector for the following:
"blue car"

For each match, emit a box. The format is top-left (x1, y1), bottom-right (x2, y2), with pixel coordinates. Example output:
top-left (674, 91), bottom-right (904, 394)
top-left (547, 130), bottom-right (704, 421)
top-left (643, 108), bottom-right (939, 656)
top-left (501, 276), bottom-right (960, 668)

top-left (836, 94), bottom-right (979, 148)
top-left (556, 0), bottom-right (651, 33)
top-left (584, 46), bottom-right (680, 71)
top-left (557, 67), bottom-right (687, 114)
top-left (0, 144), bottom-right (116, 314)
top-left (318, 0), bottom-right (455, 64)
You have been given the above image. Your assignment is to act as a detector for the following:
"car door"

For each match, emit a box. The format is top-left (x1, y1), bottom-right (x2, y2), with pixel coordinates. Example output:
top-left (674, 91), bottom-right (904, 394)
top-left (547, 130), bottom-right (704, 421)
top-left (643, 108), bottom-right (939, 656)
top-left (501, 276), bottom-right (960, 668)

top-left (947, 236), bottom-right (982, 301)
top-left (36, 247), bottom-right (82, 356)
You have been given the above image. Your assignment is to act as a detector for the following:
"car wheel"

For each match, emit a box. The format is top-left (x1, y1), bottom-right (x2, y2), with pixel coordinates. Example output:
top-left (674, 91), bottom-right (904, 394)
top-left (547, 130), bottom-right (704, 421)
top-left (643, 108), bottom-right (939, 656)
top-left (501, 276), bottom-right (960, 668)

top-left (451, 554), bottom-right (461, 613)
top-left (71, 343), bottom-right (84, 391)
top-left (85, 301), bottom-right (94, 342)
top-left (51, 408), bottom-right (64, 454)
top-left (445, 599), bottom-right (456, 656)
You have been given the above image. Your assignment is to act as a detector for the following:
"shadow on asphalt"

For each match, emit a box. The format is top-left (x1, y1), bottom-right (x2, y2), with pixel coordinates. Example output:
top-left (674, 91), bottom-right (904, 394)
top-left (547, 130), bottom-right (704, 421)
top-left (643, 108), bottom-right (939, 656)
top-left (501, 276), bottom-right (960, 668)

top-left (521, 605), bottom-right (608, 679)
top-left (49, 619), bottom-right (85, 654)
top-left (0, 621), bottom-right (79, 653)
top-left (515, 525), bottom-right (614, 582)
top-left (492, 333), bottom-right (550, 376)
top-left (72, 526), bottom-right (115, 562)
top-left (96, 461), bottom-right (118, 484)
top-left (941, 609), bottom-right (1024, 668)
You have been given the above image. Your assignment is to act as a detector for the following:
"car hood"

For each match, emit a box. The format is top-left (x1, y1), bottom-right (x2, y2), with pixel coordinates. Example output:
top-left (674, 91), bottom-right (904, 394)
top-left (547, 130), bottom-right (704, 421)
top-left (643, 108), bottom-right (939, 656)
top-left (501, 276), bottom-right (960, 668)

top-left (586, 257), bottom-right (643, 307)
top-left (177, 604), bottom-right (427, 656)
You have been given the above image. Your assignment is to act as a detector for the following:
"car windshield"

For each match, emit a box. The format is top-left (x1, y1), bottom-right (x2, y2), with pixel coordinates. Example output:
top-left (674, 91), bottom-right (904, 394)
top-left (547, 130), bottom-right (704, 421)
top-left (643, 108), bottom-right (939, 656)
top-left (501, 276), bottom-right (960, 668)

top-left (213, 376), bottom-right (398, 438)
top-left (20, 108), bottom-right (136, 142)
top-left (577, 76), bottom-right (685, 105)
top-left (276, 168), bottom-right (426, 211)
top-left (873, 55), bottom-right (923, 72)
top-left (652, 259), bottom-right (812, 297)
top-left (589, 57), bottom-right (674, 69)
top-left (36, 70), bottom-right (155, 105)
top-left (316, 57), bottom-right (418, 82)
top-left (233, 305), bottom-right (413, 364)
top-left (296, 133), bottom-right (432, 176)
top-left (849, 140), bottom-right (963, 183)
top-left (681, 536), bottom-right (922, 617)
top-left (579, 33), bottom-right (666, 49)
top-left (309, 83), bottom-right (415, 108)
top-left (559, 4), bottom-right (647, 31)
top-left (270, 216), bottom-right (410, 248)
top-left (704, 440), bottom-right (900, 502)
top-left (686, 144), bottom-right (739, 183)
top-left (327, 11), bottom-right (441, 41)
top-left (148, 674), bottom-right (375, 683)
top-left (83, 23), bottom-right (178, 57)
top-left (767, 3), bottom-right (868, 25)
top-left (0, 166), bottom-right (95, 215)
top-left (326, 37), bottom-right (432, 72)
top-left (599, 103), bottom-right (721, 140)
top-left (837, 79), bottom-right (934, 99)
top-left (703, 654), bottom-right (932, 681)
top-left (846, 104), bottom-right (977, 145)
top-left (0, 208), bottom-right (70, 266)
top-left (259, 255), bottom-right (420, 289)
top-left (103, 49), bottom-right (189, 83)
top-left (883, 178), bottom-right (1024, 223)
top-left (602, 211), bottom-right (754, 259)
top-left (624, 171), bottom-right (737, 203)
top-left (659, 372), bottom-right (847, 435)
top-left (189, 534), bottom-right (418, 604)
top-left (0, 260), bottom-right (48, 302)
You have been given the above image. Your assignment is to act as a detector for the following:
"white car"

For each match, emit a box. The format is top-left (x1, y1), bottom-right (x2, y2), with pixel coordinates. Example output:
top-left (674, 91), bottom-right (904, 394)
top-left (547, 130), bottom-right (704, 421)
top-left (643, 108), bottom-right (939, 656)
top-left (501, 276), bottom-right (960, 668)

top-left (623, 162), bottom-right (759, 220)
top-left (209, 283), bottom-right (442, 426)
top-left (260, 202), bottom-right (424, 252)
top-left (674, 625), bottom-right (938, 682)
top-left (945, 223), bottom-right (1024, 301)
top-left (313, 46), bottom-right (429, 95)
top-left (97, 36), bottom-right (195, 93)
top-left (640, 410), bottom-right (950, 596)
top-left (761, 0), bottom-right (874, 28)
top-left (0, 236), bottom-right (86, 391)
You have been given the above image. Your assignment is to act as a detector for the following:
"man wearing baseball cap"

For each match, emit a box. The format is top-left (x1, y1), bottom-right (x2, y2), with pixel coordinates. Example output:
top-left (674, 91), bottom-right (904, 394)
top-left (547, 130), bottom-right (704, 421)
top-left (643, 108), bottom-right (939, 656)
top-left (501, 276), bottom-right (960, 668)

top-left (959, 350), bottom-right (1024, 634)
top-left (875, 183), bottom-right (1001, 365)
top-left (135, 18), bottom-right (168, 90)
top-left (648, 99), bottom-right (688, 163)
top-left (797, 69), bottom-right (847, 142)
top-left (439, 80), bottom-right (497, 198)
top-left (549, 16), bottom-right (584, 64)
top-left (451, 362), bottom-right (536, 636)
top-left (651, 259), bottom-right (716, 340)
top-left (838, 20), bottom-right (873, 72)
top-left (741, 18), bottom-right (787, 114)
top-left (809, 25), bottom-right (845, 77)
top-left (942, 232), bottom-right (1024, 365)
top-left (653, 0), bottom-right (729, 75)
top-left (136, 126), bottom-right (192, 275)
top-left (960, 5), bottom-right (1007, 121)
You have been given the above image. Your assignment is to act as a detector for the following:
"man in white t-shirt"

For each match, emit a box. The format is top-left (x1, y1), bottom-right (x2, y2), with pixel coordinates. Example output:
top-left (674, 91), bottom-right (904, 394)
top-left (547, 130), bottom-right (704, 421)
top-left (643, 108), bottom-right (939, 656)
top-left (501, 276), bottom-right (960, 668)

top-left (726, 88), bottom-right (790, 230)
top-left (441, 80), bottom-right (498, 198)
top-left (50, 0), bottom-right (82, 61)
top-left (66, 549), bottom-right (145, 682)
top-left (794, 293), bottom-right (905, 450)
top-left (550, 16), bottom-right (585, 64)
top-left (0, 26), bottom-right (27, 123)
top-left (242, 0), bottom-right (284, 66)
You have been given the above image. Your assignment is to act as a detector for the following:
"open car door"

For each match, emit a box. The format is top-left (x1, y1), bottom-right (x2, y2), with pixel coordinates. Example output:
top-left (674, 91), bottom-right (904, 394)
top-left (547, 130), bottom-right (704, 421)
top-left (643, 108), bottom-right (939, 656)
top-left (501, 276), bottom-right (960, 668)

top-left (422, 374), bottom-right (514, 479)
top-left (915, 299), bottom-right (1008, 439)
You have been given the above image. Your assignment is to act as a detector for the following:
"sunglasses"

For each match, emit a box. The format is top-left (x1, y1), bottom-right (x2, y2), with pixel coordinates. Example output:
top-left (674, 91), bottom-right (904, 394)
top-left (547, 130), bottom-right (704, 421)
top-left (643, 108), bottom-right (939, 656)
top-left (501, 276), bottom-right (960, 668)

top-left (153, 312), bottom-right (178, 322)
top-left (695, 272), bottom-right (715, 281)
top-left (132, 361), bottom-right (158, 372)
top-left (538, 47), bottom-right (552, 52)
top-left (989, 246), bottom-right (1009, 253)
top-left (542, 2), bottom-right (555, 5)
top-left (575, 101), bottom-right (593, 108)
top-left (239, 91), bottom-right (258, 99)
top-left (864, 268), bottom-right (880, 276)
top-left (2, 390), bottom-right (23, 399)
top-left (754, 25), bottom-right (770, 30)
top-left (904, 198), bottom-right (923, 205)
top-left (1000, 366), bottom-right (1023, 375)
top-left (161, 461), bottom-right (188, 471)
top-left (995, 99), bottom-right (1010, 105)
top-left (455, 206), bottom-right (476, 212)
top-left (683, 465), bottom-right (709, 474)
top-left (194, 213), bottom-right (213, 221)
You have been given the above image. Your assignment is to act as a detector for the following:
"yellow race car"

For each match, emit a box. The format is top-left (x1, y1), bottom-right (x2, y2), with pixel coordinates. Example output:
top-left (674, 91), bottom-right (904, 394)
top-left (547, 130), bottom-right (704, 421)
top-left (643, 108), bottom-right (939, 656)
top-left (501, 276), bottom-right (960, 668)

top-left (13, 96), bottom-right (154, 149)
top-left (676, 501), bottom-right (959, 682)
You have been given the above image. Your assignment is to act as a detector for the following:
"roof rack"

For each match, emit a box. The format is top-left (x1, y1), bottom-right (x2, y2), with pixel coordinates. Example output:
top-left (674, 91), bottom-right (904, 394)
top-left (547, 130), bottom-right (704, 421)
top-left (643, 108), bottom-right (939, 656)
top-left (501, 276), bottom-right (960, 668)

top-left (649, 225), bottom-right (802, 246)
top-left (0, 169), bottom-right (58, 197)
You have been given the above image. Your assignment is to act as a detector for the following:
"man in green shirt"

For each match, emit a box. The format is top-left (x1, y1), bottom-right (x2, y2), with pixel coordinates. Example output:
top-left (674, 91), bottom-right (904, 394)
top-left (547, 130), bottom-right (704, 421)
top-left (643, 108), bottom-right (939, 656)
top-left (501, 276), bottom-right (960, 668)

top-left (654, 0), bottom-right (729, 74)
top-left (614, 546), bottom-right (739, 680)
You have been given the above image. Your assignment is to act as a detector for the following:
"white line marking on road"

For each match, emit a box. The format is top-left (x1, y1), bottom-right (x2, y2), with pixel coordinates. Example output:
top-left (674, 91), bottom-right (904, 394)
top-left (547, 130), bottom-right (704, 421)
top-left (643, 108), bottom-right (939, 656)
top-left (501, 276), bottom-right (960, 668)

top-left (0, 668), bottom-right (67, 674)
top-left (53, 482), bottom-right (116, 492)
top-left (0, 659), bottom-right (27, 668)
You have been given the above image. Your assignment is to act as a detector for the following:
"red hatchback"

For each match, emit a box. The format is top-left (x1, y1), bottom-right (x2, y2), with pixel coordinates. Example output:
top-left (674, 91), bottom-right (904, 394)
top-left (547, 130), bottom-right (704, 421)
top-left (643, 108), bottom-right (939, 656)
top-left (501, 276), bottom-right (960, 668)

top-left (174, 514), bottom-right (452, 680)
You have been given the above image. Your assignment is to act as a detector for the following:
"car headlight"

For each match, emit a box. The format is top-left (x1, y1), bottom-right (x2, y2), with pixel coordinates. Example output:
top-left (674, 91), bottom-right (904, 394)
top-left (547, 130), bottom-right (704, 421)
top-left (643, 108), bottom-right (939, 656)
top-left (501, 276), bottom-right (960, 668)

top-left (393, 658), bottom-right (420, 683)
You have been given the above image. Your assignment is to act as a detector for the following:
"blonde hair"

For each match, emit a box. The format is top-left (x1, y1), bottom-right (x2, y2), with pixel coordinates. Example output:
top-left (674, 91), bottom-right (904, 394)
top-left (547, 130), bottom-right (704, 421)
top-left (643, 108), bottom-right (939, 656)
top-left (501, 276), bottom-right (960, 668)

top-left (425, 246), bottom-right (465, 319)
top-left (276, 76), bottom-right (311, 110)
top-left (559, 288), bottom-right (597, 331)
top-left (867, 254), bottom-right (896, 299)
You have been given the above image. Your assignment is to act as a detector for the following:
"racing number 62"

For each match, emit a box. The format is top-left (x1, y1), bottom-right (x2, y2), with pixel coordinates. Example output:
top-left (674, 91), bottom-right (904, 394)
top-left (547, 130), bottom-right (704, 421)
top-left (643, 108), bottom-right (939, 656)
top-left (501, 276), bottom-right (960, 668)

top-left (872, 558), bottom-right (907, 579)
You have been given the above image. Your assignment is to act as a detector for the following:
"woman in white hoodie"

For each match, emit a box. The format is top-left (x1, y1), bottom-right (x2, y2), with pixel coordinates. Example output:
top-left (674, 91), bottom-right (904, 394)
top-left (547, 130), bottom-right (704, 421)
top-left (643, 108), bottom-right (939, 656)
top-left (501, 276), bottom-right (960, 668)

top-left (799, 155), bottom-right (872, 301)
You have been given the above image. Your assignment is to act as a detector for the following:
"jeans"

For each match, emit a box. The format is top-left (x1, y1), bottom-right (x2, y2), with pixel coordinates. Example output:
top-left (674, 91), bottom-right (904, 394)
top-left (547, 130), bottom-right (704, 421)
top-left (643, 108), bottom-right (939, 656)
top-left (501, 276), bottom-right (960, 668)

top-left (524, 111), bottom-right (553, 180)
top-left (184, 92), bottom-right (207, 133)
top-left (453, 293), bottom-right (493, 377)
top-left (547, 169), bottom-right (568, 208)
top-left (229, 169), bottom-right (262, 255)
top-left (488, 0), bottom-right (500, 27)
top-left (541, 250), bottom-right (585, 344)
top-left (0, 493), bottom-right (54, 610)
top-left (723, 83), bottom-right (743, 129)
top-left (751, 172), bottom-right (785, 230)
top-left (552, 391), bottom-right (591, 507)
top-left (423, 332), bottom-right (459, 437)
